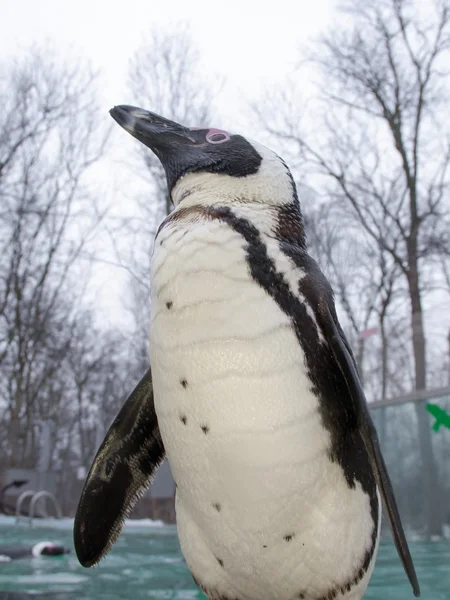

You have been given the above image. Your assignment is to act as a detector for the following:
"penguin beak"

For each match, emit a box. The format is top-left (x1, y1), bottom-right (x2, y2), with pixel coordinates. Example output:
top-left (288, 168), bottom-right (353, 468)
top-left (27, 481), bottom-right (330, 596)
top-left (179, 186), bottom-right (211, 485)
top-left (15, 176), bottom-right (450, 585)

top-left (110, 105), bottom-right (196, 152)
top-left (109, 104), bottom-right (236, 194)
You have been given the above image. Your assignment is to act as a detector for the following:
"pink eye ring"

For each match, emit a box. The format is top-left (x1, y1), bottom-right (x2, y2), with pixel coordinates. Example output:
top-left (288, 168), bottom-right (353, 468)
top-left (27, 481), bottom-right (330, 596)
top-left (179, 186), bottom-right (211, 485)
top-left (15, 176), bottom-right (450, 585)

top-left (206, 129), bottom-right (230, 144)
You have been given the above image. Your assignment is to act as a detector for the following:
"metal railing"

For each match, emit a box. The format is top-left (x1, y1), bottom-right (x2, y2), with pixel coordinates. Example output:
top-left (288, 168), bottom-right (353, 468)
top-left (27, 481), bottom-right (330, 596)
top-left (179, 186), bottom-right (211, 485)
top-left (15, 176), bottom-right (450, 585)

top-left (15, 489), bottom-right (62, 526)
top-left (370, 385), bottom-right (450, 409)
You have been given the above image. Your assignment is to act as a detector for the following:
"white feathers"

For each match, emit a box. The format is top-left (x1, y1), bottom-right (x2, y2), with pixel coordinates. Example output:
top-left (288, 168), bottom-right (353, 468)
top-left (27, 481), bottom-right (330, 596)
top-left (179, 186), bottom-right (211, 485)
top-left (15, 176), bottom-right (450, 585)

top-left (171, 142), bottom-right (294, 210)
top-left (149, 206), bottom-right (377, 600)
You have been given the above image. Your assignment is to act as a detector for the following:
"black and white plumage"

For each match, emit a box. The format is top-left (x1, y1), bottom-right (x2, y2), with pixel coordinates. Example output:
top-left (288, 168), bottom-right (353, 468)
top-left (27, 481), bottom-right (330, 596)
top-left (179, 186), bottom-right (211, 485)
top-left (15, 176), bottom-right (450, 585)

top-left (74, 106), bottom-right (420, 600)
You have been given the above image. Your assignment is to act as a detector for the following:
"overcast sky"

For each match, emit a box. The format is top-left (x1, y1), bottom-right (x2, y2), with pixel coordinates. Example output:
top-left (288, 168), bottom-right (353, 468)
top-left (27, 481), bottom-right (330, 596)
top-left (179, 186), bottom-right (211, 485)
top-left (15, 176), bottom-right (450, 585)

top-left (2, 0), bottom-right (448, 357)
top-left (1, 0), bottom-right (336, 117)
top-left (0, 0), bottom-right (339, 326)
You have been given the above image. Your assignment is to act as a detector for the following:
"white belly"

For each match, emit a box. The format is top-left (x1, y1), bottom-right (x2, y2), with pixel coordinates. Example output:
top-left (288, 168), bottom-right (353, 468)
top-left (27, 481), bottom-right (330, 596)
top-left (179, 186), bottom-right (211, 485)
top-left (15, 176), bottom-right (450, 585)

top-left (149, 218), bottom-right (377, 600)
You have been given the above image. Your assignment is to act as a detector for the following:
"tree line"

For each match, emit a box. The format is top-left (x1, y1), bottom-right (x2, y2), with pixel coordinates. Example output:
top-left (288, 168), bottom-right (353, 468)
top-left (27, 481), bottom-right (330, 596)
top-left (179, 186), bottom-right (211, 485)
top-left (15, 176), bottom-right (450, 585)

top-left (0, 0), bottom-right (449, 532)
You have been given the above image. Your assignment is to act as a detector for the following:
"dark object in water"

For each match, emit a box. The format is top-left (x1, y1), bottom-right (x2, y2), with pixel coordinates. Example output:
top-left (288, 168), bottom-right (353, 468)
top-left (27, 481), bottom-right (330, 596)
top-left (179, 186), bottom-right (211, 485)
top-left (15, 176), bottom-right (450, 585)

top-left (0, 542), bottom-right (70, 561)
top-left (0, 593), bottom-right (75, 599)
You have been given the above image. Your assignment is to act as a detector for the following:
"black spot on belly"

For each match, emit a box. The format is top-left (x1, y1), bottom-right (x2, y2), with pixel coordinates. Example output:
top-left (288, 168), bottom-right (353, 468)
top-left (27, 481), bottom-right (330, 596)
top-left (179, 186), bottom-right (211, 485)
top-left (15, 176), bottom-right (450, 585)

top-left (212, 503), bottom-right (221, 512)
top-left (216, 557), bottom-right (224, 567)
top-left (181, 379), bottom-right (188, 388)
top-left (298, 594), bottom-right (305, 599)
top-left (263, 545), bottom-right (267, 548)
top-left (180, 415), bottom-right (187, 425)
top-left (201, 425), bottom-right (209, 434)
top-left (319, 589), bottom-right (339, 600)
top-left (166, 301), bottom-right (173, 309)
top-left (283, 533), bottom-right (295, 542)
top-left (318, 573), bottom-right (365, 600)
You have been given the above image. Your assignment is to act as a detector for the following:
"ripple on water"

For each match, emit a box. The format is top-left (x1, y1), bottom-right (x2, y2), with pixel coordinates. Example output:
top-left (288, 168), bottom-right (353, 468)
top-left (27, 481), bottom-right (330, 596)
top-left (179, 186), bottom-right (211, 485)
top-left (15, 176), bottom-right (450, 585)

top-left (0, 523), bottom-right (448, 600)
top-left (10, 574), bottom-right (89, 585)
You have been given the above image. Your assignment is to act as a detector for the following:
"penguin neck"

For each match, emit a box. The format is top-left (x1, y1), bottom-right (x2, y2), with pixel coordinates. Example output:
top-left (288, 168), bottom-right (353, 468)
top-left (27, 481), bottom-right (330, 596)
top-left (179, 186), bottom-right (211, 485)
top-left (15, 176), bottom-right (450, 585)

top-left (170, 172), bottom-right (307, 248)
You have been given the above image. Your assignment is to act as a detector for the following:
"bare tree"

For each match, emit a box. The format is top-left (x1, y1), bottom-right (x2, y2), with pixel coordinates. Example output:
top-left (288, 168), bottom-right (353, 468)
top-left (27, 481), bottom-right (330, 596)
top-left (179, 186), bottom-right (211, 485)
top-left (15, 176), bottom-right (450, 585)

top-left (0, 46), bottom-right (108, 468)
top-left (128, 24), bottom-right (215, 217)
top-left (63, 313), bottom-right (134, 469)
top-left (41, 311), bottom-right (138, 515)
top-left (306, 199), bottom-right (408, 401)
top-left (255, 0), bottom-right (450, 535)
top-left (117, 26), bottom-right (219, 372)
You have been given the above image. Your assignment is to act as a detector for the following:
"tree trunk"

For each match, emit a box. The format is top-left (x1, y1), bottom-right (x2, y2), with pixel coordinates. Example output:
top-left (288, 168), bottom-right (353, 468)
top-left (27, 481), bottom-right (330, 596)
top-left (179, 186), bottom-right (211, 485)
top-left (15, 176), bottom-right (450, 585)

top-left (378, 317), bottom-right (388, 449)
top-left (8, 411), bottom-right (22, 468)
top-left (356, 337), bottom-right (365, 387)
top-left (7, 382), bottom-right (24, 468)
top-left (408, 262), bottom-right (441, 536)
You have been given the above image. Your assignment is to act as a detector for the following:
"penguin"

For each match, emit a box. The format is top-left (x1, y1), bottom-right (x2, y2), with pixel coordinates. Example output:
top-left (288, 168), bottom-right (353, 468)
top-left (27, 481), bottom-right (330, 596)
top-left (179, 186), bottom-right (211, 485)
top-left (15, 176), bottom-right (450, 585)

top-left (0, 542), bottom-right (69, 561)
top-left (74, 105), bottom-right (420, 600)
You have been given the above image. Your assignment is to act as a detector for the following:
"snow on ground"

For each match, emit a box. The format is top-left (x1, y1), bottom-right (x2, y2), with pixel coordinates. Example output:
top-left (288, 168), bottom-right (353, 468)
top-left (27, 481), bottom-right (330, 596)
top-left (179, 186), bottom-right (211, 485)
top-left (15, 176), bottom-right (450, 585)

top-left (0, 515), bottom-right (165, 530)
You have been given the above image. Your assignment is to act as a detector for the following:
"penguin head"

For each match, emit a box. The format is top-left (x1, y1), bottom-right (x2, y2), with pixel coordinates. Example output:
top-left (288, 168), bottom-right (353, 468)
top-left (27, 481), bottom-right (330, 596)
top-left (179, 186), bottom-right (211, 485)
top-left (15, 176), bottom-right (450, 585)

top-left (110, 105), bottom-right (298, 210)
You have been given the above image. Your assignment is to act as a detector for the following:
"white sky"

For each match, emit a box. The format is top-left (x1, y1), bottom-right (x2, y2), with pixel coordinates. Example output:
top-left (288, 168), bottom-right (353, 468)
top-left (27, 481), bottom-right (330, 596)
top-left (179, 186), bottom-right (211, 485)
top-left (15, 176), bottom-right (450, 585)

top-left (0, 0), bottom-right (336, 117)
top-left (0, 0), bottom-right (338, 328)
top-left (1, 0), bottom-right (448, 367)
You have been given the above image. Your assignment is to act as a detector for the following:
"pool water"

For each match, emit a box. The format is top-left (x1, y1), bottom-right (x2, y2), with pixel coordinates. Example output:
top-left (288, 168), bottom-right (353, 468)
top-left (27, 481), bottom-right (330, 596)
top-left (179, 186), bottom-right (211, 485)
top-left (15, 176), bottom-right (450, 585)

top-left (0, 519), bottom-right (448, 599)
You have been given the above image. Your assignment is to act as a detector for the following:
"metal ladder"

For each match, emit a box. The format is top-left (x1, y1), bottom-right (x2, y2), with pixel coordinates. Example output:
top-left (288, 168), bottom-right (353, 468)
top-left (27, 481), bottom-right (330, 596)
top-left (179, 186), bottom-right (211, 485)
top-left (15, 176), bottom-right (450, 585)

top-left (15, 490), bottom-right (63, 526)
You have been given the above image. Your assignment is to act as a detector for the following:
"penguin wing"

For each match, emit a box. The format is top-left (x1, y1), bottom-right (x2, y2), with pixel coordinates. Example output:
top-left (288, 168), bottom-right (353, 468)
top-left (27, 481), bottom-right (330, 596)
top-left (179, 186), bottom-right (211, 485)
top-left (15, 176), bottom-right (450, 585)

top-left (74, 368), bottom-right (165, 567)
top-left (317, 299), bottom-right (420, 597)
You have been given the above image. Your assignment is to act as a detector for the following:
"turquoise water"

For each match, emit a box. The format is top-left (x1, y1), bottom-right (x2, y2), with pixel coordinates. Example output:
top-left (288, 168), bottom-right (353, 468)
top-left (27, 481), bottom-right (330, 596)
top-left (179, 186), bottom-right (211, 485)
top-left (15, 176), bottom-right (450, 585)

top-left (0, 519), bottom-right (448, 599)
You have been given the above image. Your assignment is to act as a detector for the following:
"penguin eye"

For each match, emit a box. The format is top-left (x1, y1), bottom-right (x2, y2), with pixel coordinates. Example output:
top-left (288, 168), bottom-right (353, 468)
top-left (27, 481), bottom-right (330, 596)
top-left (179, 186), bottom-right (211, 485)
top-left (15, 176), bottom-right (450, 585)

top-left (206, 130), bottom-right (230, 144)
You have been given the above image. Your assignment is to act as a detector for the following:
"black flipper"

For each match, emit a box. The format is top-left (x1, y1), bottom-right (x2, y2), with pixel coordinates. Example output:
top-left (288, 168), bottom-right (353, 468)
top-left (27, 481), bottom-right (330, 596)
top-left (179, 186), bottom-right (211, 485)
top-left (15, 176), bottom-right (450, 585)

top-left (317, 300), bottom-right (420, 597)
top-left (74, 368), bottom-right (165, 567)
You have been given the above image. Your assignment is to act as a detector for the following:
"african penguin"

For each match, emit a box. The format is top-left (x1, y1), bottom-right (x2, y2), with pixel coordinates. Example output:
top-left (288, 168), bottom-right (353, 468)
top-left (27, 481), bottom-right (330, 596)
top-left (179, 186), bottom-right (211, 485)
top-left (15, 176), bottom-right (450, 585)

top-left (74, 105), bottom-right (420, 600)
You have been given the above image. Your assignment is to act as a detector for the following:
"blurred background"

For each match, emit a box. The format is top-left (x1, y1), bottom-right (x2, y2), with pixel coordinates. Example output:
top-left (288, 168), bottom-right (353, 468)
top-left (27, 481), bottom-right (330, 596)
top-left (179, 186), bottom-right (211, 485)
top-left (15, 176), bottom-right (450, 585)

top-left (0, 0), bottom-right (449, 598)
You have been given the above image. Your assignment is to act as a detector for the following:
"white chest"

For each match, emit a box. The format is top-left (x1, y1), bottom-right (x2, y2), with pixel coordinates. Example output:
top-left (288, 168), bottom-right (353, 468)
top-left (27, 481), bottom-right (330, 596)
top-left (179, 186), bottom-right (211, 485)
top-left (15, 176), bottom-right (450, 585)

top-left (149, 216), bottom-right (377, 600)
top-left (150, 218), bottom-right (327, 476)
